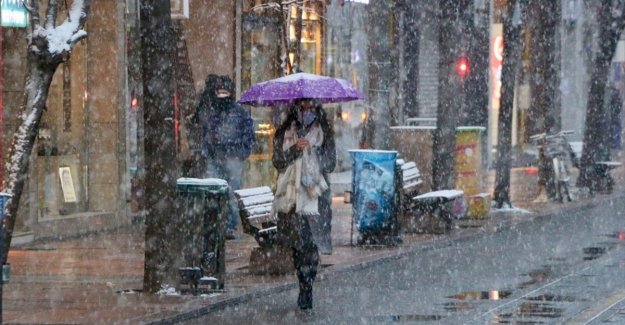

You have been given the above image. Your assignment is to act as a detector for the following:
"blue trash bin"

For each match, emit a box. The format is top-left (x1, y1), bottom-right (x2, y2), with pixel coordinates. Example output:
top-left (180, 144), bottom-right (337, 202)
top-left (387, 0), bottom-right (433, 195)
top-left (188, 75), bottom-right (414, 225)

top-left (349, 150), bottom-right (399, 243)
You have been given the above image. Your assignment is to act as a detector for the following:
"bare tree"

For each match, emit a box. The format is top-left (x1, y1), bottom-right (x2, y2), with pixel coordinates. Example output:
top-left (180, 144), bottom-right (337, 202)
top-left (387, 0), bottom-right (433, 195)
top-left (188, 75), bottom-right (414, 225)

top-left (464, 0), bottom-right (490, 127)
top-left (493, 0), bottom-right (527, 208)
top-left (0, 3), bottom-right (90, 319)
top-left (140, 0), bottom-right (178, 293)
top-left (401, 0), bottom-right (420, 119)
top-left (365, 0), bottom-right (398, 149)
top-left (432, 0), bottom-right (471, 190)
top-left (2, 0), bottom-right (91, 261)
top-left (524, 0), bottom-right (562, 200)
top-left (577, 0), bottom-right (625, 191)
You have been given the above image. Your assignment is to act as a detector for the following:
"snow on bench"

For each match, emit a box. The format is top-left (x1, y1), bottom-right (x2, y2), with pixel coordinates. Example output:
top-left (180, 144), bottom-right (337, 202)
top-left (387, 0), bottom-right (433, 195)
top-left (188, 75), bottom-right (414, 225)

top-left (234, 186), bottom-right (277, 248)
top-left (400, 161), bottom-right (423, 193)
top-left (595, 161), bottom-right (623, 168)
top-left (414, 189), bottom-right (464, 201)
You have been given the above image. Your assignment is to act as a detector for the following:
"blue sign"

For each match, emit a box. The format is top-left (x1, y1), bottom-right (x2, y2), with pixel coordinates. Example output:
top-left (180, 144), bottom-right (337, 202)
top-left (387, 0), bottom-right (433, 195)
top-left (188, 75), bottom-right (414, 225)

top-left (2, 0), bottom-right (29, 28)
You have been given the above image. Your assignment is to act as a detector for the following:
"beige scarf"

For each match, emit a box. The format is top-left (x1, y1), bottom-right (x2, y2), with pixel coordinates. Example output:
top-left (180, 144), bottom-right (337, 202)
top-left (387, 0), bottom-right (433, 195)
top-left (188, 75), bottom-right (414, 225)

top-left (273, 122), bottom-right (328, 215)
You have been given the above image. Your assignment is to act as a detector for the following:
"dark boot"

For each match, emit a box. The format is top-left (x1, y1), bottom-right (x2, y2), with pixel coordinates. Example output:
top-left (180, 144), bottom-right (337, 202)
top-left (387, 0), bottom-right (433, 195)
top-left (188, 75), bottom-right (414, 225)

top-left (297, 283), bottom-right (313, 310)
top-left (296, 263), bottom-right (316, 310)
top-left (293, 247), bottom-right (318, 310)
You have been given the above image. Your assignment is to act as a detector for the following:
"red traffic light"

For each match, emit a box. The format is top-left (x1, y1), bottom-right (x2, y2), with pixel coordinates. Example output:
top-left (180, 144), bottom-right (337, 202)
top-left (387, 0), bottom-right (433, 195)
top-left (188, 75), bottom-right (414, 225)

top-left (456, 55), bottom-right (470, 79)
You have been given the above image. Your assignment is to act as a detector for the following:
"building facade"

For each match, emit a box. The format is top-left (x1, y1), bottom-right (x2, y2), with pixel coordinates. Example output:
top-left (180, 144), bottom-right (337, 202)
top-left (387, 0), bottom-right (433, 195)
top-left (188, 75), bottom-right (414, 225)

top-left (0, 0), bottom-right (237, 243)
top-left (2, 0), bottom-right (621, 243)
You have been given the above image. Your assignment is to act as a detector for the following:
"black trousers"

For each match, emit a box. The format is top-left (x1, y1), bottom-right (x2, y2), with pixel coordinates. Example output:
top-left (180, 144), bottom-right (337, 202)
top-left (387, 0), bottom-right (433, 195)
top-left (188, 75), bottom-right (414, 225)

top-left (293, 243), bottom-right (319, 290)
top-left (292, 216), bottom-right (319, 291)
top-left (278, 208), bottom-right (320, 290)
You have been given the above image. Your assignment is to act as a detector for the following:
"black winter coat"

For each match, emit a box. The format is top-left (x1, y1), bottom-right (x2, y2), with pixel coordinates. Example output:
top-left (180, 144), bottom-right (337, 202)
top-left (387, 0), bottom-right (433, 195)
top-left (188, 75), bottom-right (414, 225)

top-left (272, 106), bottom-right (336, 251)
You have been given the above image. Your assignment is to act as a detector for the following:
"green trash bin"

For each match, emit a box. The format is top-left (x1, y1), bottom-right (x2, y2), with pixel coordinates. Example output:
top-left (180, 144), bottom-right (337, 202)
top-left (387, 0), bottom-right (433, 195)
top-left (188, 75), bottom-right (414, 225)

top-left (175, 177), bottom-right (229, 292)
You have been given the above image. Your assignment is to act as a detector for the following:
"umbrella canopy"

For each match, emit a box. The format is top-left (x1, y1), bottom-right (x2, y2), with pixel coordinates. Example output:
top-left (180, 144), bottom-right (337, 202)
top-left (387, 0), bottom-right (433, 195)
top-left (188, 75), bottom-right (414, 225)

top-left (238, 73), bottom-right (365, 107)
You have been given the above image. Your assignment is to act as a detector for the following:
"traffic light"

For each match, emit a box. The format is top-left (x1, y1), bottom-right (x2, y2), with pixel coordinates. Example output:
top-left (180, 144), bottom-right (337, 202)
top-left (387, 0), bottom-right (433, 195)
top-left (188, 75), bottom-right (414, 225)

top-left (456, 55), bottom-right (470, 80)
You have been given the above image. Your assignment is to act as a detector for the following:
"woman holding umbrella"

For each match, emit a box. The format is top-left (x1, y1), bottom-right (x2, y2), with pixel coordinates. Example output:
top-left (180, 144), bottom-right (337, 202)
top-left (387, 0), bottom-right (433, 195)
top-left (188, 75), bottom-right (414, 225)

top-left (272, 98), bottom-right (336, 310)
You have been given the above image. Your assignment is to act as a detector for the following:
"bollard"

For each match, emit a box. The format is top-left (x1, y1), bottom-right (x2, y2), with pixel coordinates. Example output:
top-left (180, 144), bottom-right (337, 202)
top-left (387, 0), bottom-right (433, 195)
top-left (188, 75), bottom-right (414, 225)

top-left (0, 192), bottom-right (12, 324)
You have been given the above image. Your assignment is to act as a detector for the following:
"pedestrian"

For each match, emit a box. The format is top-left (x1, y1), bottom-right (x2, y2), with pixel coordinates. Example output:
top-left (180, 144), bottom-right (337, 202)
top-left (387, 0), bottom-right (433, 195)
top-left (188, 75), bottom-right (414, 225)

top-left (272, 98), bottom-right (336, 310)
top-left (198, 74), bottom-right (256, 240)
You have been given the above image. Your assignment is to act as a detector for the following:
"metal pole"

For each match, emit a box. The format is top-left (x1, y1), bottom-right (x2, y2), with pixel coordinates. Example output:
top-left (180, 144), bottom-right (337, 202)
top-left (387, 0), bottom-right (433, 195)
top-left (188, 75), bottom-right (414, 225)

top-left (1, 24), bottom-right (5, 325)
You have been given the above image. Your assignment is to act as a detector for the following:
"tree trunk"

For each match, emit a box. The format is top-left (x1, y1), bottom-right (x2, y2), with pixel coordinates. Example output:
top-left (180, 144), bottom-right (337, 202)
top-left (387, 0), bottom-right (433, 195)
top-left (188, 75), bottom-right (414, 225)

top-left (140, 0), bottom-right (179, 293)
top-left (577, 0), bottom-right (625, 190)
top-left (2, 61), bottom-right (55, 260)
top-left (545, 0), bottom-right (562, 133)
top-left (292, 5), bottom-right (303, 72)
top-left (278, 1), bottom-right (292, 75)
top-left (366, 0), bottom-right (394, 149)
top-left (2, 0), bottom-right (91, 261)
top-left (493, 0), bottom-right (526, 208)
top-left (526, 0), bottom-right (559, 199)
top-left (432, 0), bottom-right (469, 190)
top-left (402, 0), bottom-right (420, 119)
top-left (464, 1), bottom-right (490, 127)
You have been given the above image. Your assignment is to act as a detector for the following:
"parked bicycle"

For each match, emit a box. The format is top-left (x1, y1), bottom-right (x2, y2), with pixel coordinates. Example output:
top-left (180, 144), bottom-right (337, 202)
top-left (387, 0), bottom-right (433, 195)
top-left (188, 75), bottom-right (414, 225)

top-left (529, 130), bottom-right (576, 202)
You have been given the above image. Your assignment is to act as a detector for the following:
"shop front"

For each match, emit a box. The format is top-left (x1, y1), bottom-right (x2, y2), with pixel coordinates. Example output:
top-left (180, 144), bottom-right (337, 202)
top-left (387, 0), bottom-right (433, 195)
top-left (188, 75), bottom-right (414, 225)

top-left (1, 1), bottom-right (133, 242)
top-left (238, 1), bottom-right (325, 188)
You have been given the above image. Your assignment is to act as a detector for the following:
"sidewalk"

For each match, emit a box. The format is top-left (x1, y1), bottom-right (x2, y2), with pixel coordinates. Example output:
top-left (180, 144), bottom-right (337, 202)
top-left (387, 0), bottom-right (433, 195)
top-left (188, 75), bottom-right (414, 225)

top-left (3, 158), bottom-right (625, 324)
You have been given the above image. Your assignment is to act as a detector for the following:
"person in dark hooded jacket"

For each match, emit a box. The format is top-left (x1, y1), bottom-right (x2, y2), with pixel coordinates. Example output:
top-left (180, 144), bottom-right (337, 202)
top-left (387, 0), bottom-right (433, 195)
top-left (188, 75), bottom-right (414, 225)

top-left (197, 74), bottom-right (255, 239)
top-left (272, 98), bottom-right (336, 310)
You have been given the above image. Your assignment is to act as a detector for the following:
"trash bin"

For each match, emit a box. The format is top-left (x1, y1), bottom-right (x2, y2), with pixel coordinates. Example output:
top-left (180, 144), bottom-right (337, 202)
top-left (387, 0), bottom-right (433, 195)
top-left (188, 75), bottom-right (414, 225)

top-left (349, 150), bottom-right (400, 244)
top-left (0, 193), bottom-right (11, 284)
top-left (175, 178), bottom-right (229, 292)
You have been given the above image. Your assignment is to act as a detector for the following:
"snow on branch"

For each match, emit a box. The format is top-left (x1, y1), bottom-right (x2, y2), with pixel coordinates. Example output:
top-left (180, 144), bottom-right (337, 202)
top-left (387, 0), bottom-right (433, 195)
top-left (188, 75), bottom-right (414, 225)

top-left (30, 0), bottom-right (91, 56)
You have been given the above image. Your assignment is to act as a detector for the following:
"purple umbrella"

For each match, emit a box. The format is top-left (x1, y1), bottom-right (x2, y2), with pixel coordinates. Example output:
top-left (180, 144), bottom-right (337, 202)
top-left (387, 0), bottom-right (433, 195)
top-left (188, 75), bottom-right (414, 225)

top-left (238, 73), bottom-right (365, 107)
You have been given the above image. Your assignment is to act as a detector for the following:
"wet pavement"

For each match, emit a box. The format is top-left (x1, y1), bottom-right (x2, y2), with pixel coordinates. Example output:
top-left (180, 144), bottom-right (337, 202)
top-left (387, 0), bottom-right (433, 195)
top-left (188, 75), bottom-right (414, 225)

top-left (2, 157), bottom-right (625, 324)
top-left (186, 193), bottom-right (625, 325)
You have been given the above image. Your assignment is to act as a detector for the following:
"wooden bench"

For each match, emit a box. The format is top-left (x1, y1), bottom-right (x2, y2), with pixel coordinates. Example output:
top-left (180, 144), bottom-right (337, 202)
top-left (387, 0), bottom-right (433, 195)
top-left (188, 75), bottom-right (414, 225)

top-left (395, 160), bottom-right (465, 234)
top-left (592, 161), bottom-right (622, 194)
top-left (234, 186), bottom-right (294, 275)
top-left (569, 142), bottom-right (622, 193)
top-left (233, 186), bottom-right (278, 248)
top-left (411, 190), bottom-right (464, 234)
top-left (397, 159), bottom-right (423, 202)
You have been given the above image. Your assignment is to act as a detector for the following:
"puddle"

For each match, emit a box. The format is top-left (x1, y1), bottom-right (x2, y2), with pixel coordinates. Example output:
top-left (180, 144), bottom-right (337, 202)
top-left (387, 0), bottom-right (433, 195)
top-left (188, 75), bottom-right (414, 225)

top-left (442, 301), bottom-right (475, 312)
top-left (494, 302), bottom-right (564, 322)
top-left (518, 267), bottom-right (552, 289)
top-left (490, 317), bottom-right (545, 324)
top-left (605, 231), bottom-right (625, 241)
top-left (517, 302), bottom-right (564, 318)
top-left (547, 257), bottom-right (567, 262)
top-left (583, 246), bottom-right (607, 260)
top-left (525, 294), bottom-right (577, 302)
top-left (580, 273), bottom-right (599, 277)
top-left (372, 314), bottom-right (444, 322)
top-left (448, 290), bottom-right (513, 300)
top-left (490, 316), bottom-right (545, 324)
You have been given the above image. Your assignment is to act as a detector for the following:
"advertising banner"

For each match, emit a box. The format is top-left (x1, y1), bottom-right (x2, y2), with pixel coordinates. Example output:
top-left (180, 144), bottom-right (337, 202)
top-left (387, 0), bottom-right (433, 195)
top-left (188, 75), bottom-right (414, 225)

top-left (349, 150), bottom-right (397, 232)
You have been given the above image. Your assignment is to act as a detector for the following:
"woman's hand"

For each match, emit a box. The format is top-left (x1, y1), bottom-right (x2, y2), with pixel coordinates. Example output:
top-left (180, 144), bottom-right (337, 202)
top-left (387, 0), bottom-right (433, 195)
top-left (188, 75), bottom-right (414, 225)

top-left (295, 137), bottom-right (311, 150)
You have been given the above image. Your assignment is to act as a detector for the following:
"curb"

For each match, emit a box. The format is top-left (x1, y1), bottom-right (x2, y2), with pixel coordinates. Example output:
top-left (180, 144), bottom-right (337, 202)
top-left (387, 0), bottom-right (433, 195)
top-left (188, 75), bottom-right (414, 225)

top-left (147, 192), bottom-right (625, 324)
